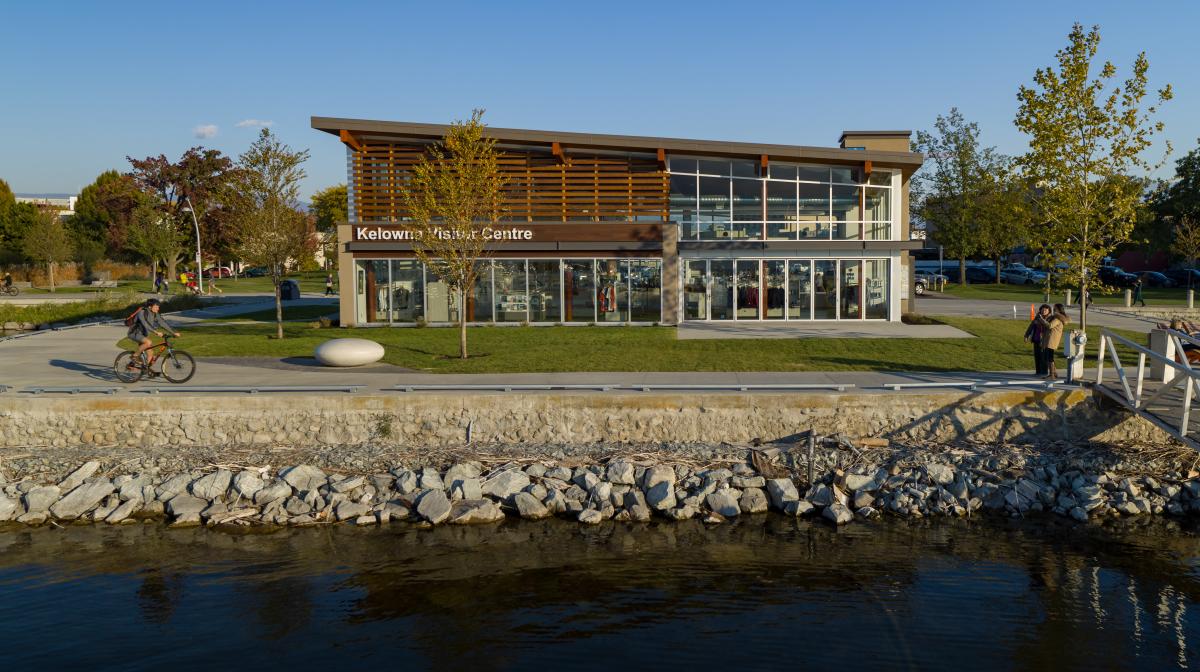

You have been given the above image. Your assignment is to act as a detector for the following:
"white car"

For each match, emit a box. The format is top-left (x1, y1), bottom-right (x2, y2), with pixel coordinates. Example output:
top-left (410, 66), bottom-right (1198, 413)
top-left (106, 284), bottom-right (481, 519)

top-left (1000, 264), bottom-right (1046, 285)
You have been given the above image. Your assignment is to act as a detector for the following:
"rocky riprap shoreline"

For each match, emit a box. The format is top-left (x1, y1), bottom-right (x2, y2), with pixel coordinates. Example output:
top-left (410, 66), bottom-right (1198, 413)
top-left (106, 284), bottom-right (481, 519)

top-left (1, 439), bottom-right (1198, 529)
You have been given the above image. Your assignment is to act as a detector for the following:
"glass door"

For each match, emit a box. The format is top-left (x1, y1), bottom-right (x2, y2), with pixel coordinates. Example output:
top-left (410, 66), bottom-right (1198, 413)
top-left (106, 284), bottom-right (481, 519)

top-left (684, 260), bottom-right (708, 321)
top-left (813, 260), bottom-right (837, 319)
top-left (735, 260), bottom-right (760, 320)
top-left (841, 261), bottom-right (862, 319)
top-left (787, 260), bottom-right (811, 320)
top-left (765, 260), bottom-right (785, 319)
top-left (710, 260), bottom-right (734, 320)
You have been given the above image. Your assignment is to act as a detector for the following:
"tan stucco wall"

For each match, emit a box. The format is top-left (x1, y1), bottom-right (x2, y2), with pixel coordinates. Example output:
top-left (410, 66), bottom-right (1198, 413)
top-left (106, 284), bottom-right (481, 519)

top-left (337, 223), bottom-right (355, 326)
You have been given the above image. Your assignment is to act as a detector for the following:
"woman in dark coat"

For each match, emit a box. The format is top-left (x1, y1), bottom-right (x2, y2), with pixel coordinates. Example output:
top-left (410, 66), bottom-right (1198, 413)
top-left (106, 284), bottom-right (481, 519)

top-left (1024, 304), bottom-right (1052, 376)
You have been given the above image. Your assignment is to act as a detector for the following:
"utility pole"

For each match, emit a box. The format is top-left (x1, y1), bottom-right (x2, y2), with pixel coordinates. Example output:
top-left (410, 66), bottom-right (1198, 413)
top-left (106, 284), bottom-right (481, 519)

top-left (185, 195), bottom-right (204, 294)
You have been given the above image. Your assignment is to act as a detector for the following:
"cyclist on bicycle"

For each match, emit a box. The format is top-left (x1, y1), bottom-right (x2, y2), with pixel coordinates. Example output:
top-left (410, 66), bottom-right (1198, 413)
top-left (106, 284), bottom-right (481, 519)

top-left (2, 272), bottom-right (12, 291)
top-left (127, 298), bottom-right (180, 374)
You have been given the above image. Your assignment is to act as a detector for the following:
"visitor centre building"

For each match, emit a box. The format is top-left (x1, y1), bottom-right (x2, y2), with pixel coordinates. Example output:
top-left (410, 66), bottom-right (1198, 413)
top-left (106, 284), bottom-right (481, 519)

top-left (313, 117), bottom-right (924, 327)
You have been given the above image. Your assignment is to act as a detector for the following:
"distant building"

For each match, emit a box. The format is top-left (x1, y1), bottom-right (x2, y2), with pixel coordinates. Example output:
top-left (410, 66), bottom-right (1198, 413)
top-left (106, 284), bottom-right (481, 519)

top-left (16, 195), bottom-right (77, 218)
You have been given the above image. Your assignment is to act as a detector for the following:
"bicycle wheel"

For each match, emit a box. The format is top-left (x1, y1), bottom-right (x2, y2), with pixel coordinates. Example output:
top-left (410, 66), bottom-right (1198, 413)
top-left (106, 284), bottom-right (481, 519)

top-left (113, 351), bottom-right (145, 383)
top-left (160, 350), bottom-right (196, 384)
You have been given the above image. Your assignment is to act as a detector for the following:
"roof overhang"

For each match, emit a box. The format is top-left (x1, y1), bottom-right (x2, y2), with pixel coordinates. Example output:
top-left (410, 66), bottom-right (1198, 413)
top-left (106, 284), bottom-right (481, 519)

top-left (313, 117), bottom-right (924, 170)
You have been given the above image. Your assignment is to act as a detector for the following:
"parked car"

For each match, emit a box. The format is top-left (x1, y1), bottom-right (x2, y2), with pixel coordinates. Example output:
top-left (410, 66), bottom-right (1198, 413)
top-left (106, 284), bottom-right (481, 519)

top-left (1099, 265), bottom-right (1138, 288)
top-left (914, 270), bottom-right (949, 285)
top-left (244, 266), bottom-right (269, 277)
top-left (1163, 268), bottom-right (1200, 288)
top-left (1000, 263), bottom-right (1047, 285)
top-left (1138, 271), bottom-right (1175, 288)
top-left (204, 266), bottom-right (233, 278)
top-left (914, 277), bottom-right (928, 296)
top-left (942, 266), bottom-right (997, 284)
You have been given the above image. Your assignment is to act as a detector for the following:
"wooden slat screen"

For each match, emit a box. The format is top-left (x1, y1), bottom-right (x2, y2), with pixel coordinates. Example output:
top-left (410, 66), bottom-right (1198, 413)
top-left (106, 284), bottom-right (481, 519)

top-left (351, 142), bottom-right (669, 223)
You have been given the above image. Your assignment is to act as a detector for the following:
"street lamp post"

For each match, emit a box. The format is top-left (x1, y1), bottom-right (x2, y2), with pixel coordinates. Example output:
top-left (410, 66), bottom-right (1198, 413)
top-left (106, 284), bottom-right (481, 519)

top-left (185, 196), bottom-right (204, 295)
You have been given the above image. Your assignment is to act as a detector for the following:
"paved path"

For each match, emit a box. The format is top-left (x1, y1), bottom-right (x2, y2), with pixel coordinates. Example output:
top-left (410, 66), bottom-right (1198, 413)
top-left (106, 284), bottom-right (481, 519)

top-left (677, 321), bottom-right (971, 340)
top-left (915, 293), bottom-right (1159, 333)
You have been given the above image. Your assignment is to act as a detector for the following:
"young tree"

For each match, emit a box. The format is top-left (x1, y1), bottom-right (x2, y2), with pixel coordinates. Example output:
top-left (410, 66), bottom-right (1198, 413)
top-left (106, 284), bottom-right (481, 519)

top-left (127, 147), bottom-right (233, 282)
top-left (1014, 23), bottom-right (1172, 330)
top-left (911, 108), bottom-right (1003, 285)
top-left (22, 209), bottom-right (74, 291)
top-left (227, 129), bottom-right (313, 339)
top-left (125, 200), bottom-right (189, 279)
top-left (400, 109), bottom-right (506, 359)
top-left (1172, 216), bottom-right (1200, 288)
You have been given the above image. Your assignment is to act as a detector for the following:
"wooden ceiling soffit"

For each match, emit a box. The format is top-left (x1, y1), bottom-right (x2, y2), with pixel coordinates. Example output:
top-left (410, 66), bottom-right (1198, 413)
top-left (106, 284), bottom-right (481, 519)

top-left (339, 130), bottom-right (365, 152)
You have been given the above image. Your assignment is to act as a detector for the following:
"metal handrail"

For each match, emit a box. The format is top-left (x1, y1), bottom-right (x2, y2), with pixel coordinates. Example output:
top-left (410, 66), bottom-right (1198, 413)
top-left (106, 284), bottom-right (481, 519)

top-left (883, 380), bottom-right (1058, 391)
top-left (1096, 328), bottom-right (1198, 442)
top-left (391, 383), bottom-right (856, 393)
top-left (131, 385), bottom-right (364, 394)
top-left (21, 386), bottom-right (120, 395)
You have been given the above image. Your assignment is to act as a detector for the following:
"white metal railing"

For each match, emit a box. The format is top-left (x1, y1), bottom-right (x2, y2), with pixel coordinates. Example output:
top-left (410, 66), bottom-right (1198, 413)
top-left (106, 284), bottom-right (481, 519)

top-left (1095, 328), bottom-right (1200, 442)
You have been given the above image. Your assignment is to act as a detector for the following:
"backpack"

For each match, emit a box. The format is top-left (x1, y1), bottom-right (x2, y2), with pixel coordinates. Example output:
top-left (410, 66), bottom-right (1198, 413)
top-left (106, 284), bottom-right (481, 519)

top-left (124, 307), bottom-right (143, 328)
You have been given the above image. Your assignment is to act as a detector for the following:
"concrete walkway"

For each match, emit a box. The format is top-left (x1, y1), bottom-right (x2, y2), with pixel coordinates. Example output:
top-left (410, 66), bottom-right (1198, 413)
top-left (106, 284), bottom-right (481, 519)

top-left (677, 321), bottom-right (971, 340)
top-left (915, 293), bottom-right (1159, 333)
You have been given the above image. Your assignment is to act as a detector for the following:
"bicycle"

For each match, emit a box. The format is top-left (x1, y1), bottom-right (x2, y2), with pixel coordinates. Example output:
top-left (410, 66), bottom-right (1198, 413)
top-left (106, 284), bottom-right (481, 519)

top-left (114, 335), bottom-right (196, 384)
top-left (1, 285), bottom-right (18, 297)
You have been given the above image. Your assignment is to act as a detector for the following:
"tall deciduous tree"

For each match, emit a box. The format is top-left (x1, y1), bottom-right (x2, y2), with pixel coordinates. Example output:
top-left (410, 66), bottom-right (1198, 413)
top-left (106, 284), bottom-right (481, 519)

top-left (125, 199), bottom-right (189, 278)
top-left (911, 108), bottom-right (1003, 284)
top-left (227, 129), bottom-right (314, 339)
top-left (127, 147), bottom-right (233, 281)
top-left (311, 183), bottom-right (348, 270)
top-left (975, 163), bottom-right (1034, 283)
top-left (1158, 139), bottom-right (1200, 220)
top-left (1014, 23), bottom-right (1172, 330)
top-left (400, 109), bottom-right (506, 359)
top-left (1172, 216), bottom-right (1200, 288)
top-left (22, 210), bottom-right (73, 291)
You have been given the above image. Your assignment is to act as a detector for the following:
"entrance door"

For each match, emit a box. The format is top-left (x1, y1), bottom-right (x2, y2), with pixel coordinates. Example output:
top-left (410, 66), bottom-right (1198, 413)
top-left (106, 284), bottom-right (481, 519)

top-left (787, 260), bottom-right (811, 320)
top-left (765, 260), bottom-right (785, 319)
top-left (735, 260), bottom-right (760, 319)
top-left (710, 260), bottom-right (734, 320)
top-left (684, 260), bottom-right (708, 321)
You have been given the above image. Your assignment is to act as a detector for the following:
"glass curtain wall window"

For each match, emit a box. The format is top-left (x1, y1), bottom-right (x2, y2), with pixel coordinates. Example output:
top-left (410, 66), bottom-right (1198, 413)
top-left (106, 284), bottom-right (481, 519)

top-left (668, 158), bottom-right (894, 241)
top-left (528, 260), bottom-right (562, 323)
top-left (565, 260), bottom-right (596, 322)
top-left (494, 260), bottom-right (528, 322)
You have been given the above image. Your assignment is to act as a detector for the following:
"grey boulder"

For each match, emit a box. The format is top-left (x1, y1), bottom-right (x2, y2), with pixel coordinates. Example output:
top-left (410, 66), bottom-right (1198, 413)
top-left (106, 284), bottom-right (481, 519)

top-left (50, 480), bottom-right (115, 520)
top-left (280, 465), bottom-right (327, 492)
top-left (190, 469), bottom-right (233, 500)
top-left (448, 498), bottom-right (504, 524)
top-left (58, 461), bottom-right (101, 491)
top-left (23, 486), bottom-right (61, 514)
top-left (766, 479), bottom-right (799, 509)
top-left (823, 503), bottom-right (853, 525)
top-left (416, 489), bottom-right (452, 524)
top-left (513, 492), bottom-right (551, 520)
top-left (483, 470), bottom-right (530, 500)
top-left (706, 491), bottom-right (741, 517)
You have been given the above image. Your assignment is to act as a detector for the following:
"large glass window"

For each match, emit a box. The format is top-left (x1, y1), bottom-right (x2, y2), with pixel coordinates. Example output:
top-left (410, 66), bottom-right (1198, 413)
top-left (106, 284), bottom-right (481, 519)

top-left (627, 260), bottom-right (662, 322)
top-left (528, 260), bottom-right (561, 322)
top-left (864, 259), bottom-right (889, 320)
top-left (732, 178), bottom-right (762, 222)
top-left (710, 260), bottom-right (734, 320)
top-left (390, 260), bottom-right (424, 323)
top-left (813, 261), bottom-right (837, 319)
top-left (564, 260), bottom-right (595, 322)
top-left (698, 176), bottom-right (730, 240)
top-left (765, 260), bottom-right (785, 319)
top-left (357, 260), bottom-right (390, 323)
top-left (788, 260), bottom-right (812, 320)
top-left (494, 260), bottom-right (527, 322)
top-left (670, 174), bottom-right (697, 239)
top-left (684, 260), bottom-right (707, 321)
top-left (425, 268), bottom-right (459, 323)
top-left (597, 260), bottom-right (628, 322)
top-left (766, 181), bottom-right (797, 239)
top-left (832, 184), bottom-right (861, 223)
top-left (798, 183), bottom-right (831, 239)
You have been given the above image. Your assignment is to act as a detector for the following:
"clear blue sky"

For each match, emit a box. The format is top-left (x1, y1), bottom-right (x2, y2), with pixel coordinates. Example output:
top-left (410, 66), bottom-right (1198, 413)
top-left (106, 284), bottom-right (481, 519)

top-left (1, 0), bottom-right (1196, 200)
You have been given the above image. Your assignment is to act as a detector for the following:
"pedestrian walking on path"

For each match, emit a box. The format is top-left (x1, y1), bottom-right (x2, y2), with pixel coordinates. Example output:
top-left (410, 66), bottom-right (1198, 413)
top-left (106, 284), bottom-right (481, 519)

top-left (1024, 304), bottom-right (1052, 376)
top-left (1133, 277), bottom-right (1146, 307)
top-left (325, 273), bottom-right (336, 296)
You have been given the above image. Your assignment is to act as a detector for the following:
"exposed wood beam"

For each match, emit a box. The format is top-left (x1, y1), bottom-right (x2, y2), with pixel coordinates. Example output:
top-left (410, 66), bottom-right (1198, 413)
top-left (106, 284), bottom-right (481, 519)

top-left (761, 154), bottom-right (769, 171)
top-left (656, 148), bottom-right (667, 171)
top-left (339, 130), bottom-right (365, 152)
top-left (552, 141), bottom-right (567, 165)
top-left (864, 159), bottom-right (872, 177)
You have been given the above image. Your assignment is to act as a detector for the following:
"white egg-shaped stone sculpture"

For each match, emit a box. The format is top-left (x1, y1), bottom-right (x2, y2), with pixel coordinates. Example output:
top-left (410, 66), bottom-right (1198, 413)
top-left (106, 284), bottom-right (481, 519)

top-left (314, 338), bottom-right (385, 367)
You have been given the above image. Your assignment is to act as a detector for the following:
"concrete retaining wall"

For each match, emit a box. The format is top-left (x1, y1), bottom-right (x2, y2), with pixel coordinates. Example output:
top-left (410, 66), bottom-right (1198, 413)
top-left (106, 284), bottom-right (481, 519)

top-left (0, 389), bottom-right (1166, 449)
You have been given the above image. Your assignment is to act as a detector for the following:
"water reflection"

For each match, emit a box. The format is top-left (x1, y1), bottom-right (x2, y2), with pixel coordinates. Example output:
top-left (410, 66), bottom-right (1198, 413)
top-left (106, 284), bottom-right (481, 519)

top-left (0, 518), bottom-right (1196, 670)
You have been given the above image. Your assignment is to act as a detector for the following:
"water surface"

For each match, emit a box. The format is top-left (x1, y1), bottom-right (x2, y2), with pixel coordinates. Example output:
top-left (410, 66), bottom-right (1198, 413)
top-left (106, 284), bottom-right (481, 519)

top-left (0, 517), bottom-right (1196, 670)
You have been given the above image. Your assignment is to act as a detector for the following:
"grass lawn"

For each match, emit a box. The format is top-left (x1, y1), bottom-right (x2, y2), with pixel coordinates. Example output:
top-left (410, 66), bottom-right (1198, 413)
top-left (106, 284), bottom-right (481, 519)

top-left (1, 293), bottom-right (204, 327)
top-left (937, 282), bottom-right (1188, 306)
top-left (204, 304), bottom-right (339, 322)
top-left (201, 271), bottom-right (334, 295)
top-left (176, 316), bottom-right (1149, 373)
top-left (21, 281), bottom-right (144, 294)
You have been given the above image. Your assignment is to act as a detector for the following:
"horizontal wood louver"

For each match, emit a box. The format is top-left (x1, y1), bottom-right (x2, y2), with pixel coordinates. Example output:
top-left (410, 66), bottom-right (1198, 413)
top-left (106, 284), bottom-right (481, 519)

top-left (350, 142), bottom-right (669, 223)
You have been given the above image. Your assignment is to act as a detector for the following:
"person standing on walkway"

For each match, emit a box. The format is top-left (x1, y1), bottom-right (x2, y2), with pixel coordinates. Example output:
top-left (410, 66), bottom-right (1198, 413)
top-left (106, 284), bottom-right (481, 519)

top-left (1044, 303), bottom-right (1070, 380)
top-left (1024, 304), bottom-right (1052, 376)
top-left (1133, 277), bottom-right (1146, 307)
top-left (325, 273), bottom-right (335, 296)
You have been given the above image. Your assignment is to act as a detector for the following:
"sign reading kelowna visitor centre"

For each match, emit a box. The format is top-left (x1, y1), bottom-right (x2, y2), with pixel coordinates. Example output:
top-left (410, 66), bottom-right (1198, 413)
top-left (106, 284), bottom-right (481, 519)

top-left (354, 225), bottom-right (534, 242)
